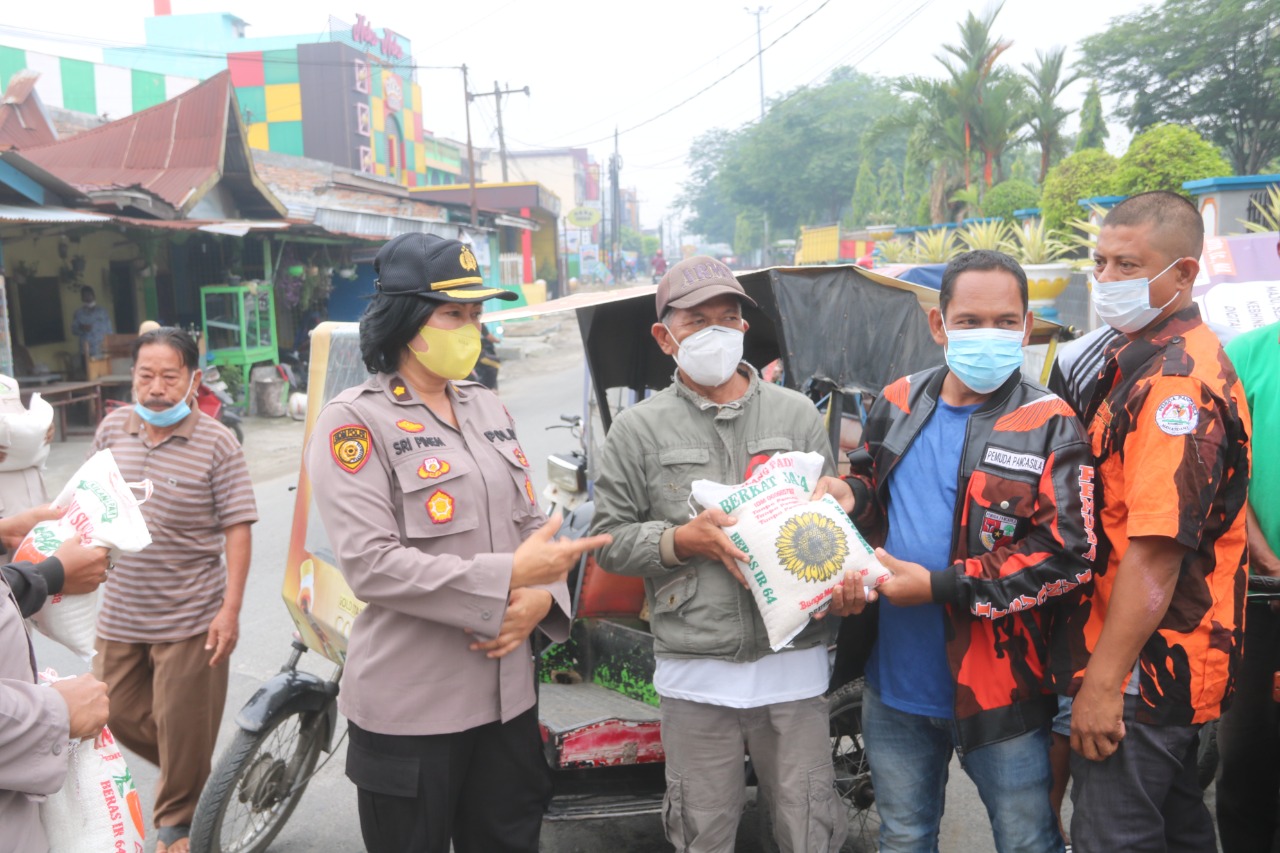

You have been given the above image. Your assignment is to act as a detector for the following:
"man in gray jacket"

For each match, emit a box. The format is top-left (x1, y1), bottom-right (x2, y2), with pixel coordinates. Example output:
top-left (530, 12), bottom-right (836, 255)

top-left (592, 256), bottom-right (853, 852)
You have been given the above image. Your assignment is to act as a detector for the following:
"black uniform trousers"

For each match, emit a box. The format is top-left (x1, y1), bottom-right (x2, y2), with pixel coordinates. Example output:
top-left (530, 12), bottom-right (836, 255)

top-left (346, 707), bottom-right (552, 853)
top-left (1216, 602), bottom-right (1280, 853)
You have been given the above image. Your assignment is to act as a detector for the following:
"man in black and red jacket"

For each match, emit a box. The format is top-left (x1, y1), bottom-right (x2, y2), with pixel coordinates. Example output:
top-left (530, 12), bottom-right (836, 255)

top-left (822, 250), bottom-right (1095, 853)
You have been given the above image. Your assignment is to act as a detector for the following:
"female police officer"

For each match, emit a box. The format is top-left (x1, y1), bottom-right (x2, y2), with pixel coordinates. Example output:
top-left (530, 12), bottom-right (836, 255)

top-left (307, 233), bottom-right (610, 853)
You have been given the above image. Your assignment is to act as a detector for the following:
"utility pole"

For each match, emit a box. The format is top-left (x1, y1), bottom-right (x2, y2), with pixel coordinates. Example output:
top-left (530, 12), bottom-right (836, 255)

top-left (746, 6), bottom-right (771, 267)
top-left (746, 6), bottom-right (768, 120)
top-left (610, 128), bottom-right (622, 281)
top-left (461, 64), bottom-right (478, 226)
top-left (470, 81), bottom-right (529, 182)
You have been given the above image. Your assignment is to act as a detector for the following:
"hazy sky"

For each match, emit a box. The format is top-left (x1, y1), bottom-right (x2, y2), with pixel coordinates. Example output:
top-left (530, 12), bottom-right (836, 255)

top-left (0, 0), bottom-right (1148, 229)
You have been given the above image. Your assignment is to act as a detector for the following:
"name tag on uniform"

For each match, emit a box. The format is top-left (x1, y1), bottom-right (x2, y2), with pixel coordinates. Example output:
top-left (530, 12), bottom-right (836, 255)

top-left (983, 447), bottom-right (1045, 475)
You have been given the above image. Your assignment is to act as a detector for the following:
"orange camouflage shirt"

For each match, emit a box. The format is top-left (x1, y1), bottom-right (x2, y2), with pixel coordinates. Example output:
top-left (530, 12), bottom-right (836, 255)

top-left (1061, 306), bottom-right (1251, 726)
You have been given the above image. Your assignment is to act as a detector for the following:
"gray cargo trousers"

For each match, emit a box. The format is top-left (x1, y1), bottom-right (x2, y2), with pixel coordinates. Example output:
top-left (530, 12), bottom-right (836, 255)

top-left (660, 694), bottom-right (847, 852)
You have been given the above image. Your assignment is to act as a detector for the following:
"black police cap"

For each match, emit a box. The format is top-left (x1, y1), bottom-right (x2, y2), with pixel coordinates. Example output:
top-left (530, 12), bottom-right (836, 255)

top-left (373, 233), bottom-right (517, 303)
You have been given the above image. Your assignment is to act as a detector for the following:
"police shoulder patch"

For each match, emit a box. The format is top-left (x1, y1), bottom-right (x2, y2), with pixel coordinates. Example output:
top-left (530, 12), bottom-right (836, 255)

top-left (331, 425), bottom-right (372, 473)
top-left (1155, 394), bottom-right (1199, 436)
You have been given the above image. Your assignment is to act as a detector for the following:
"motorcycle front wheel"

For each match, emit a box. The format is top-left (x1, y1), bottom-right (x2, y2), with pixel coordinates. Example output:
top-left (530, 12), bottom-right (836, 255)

top-left (190, 708), bottom-right (327, 853)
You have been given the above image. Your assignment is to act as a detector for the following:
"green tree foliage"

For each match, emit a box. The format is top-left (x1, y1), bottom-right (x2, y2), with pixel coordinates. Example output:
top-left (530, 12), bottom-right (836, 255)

top-left (1076, 81), bottom-right (1108, 151)
top-left (1111, 123), bottom-right (1233, 197)
top-left (876, 159), bottom-right (903, 224)
top-left (879, 4), bottom-right (1034, 224)
top-left (1040, 148), bottom-right (1119, 231)
top-left (984, 179), bottom-right (1041, 222)
top-left (1021, 47), bottom-right (1081, 182)
top-left (733, 212), bottom-right (762, 259)
top-left (677, 129), bottom-right (741, 244)
top-left (620, 226), bottom-right (645, 252)
top-left (850, 159), bottom-right (877, 226)
top-left (938, 5), bottom-right (1030, 188)
top-left (679, 69), bottom-right (905, 240)
top-left (1081, 0), bottom-right (1280, 174)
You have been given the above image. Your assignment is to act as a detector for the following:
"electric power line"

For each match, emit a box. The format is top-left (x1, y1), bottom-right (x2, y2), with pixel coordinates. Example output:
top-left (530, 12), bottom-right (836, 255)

top-left (530, 0), bottom-right (814, 147)
top-left (572, 0), bottom-right (833, 148)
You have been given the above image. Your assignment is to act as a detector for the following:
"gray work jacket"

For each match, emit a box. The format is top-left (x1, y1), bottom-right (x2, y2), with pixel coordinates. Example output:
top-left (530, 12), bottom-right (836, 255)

top-left (592, 367), bottom-right (836, 662)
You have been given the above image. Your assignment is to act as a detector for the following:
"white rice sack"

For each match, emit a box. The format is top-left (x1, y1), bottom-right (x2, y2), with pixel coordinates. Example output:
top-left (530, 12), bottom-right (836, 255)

top-left (690, 451), bottom-right (890, 651)
top-left (0, 393), bottom-right (54, 472)
top-left (23, 449), bottom-right (153, 660)
top-left (41, 726), bottom-right (146, 853)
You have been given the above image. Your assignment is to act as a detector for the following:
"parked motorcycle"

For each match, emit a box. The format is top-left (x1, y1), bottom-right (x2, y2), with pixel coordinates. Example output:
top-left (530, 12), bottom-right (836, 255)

top-left (198, 365), bottom-right (244, 444)
top-left (543, 413), bottom-right (588, 516)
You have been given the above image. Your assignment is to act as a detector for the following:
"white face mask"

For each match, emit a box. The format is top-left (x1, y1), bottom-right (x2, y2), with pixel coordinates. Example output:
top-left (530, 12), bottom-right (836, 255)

top-left (665, 324), bottom-right (744, 388)
top-left (1091, 259), bottom-right (1181, 334)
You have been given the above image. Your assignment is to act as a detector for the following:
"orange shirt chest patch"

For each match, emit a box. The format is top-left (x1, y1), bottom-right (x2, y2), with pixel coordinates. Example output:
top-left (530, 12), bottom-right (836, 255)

top-left (426, 490), bottom-right (455, 523)
top-left (330, 425), bottom-right (371, 474)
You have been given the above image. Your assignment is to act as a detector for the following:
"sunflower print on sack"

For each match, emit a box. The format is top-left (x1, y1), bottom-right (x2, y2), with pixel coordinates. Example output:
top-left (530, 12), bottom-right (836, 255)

top-left (775, 512), bottom-right (849, 583)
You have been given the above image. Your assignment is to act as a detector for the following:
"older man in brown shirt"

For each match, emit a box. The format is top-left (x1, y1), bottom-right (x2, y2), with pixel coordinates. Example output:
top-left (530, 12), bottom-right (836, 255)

top-left (91, 327), bottom-right (258, 853)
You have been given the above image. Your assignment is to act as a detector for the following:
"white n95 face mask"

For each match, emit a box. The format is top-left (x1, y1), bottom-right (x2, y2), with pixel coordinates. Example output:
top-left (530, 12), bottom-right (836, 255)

top-left (1091, 258), bottom-right (1181, 333)
top-left (667, 324), bottom-right (744, 387)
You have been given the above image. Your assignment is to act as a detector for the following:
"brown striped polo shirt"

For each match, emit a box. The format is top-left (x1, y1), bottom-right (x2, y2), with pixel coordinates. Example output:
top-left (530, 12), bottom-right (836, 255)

top-left (91, 406), bottom-right (258, 643)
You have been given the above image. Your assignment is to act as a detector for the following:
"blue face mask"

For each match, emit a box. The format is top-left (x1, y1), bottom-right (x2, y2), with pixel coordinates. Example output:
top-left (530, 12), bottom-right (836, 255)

top-left (942, 320), bottom-right (1026, 394)
top-left (135, 375), bottom-right (195, 428)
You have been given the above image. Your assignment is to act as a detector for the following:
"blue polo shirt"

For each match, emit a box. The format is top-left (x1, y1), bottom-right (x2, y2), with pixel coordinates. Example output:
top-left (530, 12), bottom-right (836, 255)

top-left (865, 399), bottom-right (978, 719)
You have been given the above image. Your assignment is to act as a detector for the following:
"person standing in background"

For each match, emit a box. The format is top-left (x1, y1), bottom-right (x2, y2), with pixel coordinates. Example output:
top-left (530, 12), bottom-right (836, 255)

top-left (1216, 319), bottom-right (1280, 852)
top-left (91, 327), bottom-right (258, 853)
top-left (72, 286), bottom-right (113, 367)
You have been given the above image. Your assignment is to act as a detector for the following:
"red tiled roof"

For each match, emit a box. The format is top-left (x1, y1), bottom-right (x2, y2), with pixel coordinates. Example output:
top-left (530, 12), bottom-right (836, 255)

top-left (0, 71), bottom-right (58, 151)
top-left (21, 71), bottom-right (283, 219)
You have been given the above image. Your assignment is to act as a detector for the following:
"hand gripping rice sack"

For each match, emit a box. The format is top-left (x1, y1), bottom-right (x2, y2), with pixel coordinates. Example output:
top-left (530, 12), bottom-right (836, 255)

top-left (23, 449), bottom-right (153, 660)
top-left (40, 725), bottom-right (146, 853)
top-left (690, 451), bottom-right (890, 650)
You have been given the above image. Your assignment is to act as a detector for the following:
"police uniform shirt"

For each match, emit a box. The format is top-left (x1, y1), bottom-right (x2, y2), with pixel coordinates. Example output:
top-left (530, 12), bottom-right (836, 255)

top-left (306, 372), bottom-right (570, 737)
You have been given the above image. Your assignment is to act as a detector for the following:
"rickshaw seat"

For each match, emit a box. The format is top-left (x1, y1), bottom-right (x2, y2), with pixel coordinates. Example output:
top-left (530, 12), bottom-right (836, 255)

top-left (576, 556), bottom-right (646, 619)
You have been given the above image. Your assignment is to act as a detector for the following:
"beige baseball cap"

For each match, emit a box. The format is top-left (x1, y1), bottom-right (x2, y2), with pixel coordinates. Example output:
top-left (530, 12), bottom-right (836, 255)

top-left (655, 255), bottom-right (757, 318)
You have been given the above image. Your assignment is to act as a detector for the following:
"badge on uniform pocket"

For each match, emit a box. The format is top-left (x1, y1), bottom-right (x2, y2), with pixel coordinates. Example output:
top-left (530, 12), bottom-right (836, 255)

top-left (417, 457), bottom-right (450, 479)
top-left (426, 489), bottom-right (455, 523)
top-left (980, 510), bottom-right (1018, 551)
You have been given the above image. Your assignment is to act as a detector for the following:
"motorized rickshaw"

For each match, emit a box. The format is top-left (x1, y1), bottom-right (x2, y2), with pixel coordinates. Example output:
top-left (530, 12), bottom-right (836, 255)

top-left (188, 263), bottom-right (1068, 853)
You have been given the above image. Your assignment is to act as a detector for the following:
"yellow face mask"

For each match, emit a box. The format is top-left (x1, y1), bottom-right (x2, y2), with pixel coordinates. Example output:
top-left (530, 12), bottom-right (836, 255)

top-left (409, 322), bottom-right (482, 381)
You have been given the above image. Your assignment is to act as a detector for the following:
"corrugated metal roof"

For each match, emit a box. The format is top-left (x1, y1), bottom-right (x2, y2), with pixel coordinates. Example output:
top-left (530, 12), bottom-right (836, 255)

top-left (0, 203), bottom-right (109, 223)
top-left (0, 71), bottom-right (58, 151)
top-left (312, 207), bottom-right (454, 241)
top-left (20, 72), bottom-right (283, 219)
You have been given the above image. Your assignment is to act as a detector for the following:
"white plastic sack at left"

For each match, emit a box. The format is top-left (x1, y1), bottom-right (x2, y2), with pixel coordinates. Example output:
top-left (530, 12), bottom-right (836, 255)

top-left (40, 726), bottom-right (146, 853)
top-left (23, 449), bottom-right (153, 660)
top-left (0, 392), bottom-right (54, 472)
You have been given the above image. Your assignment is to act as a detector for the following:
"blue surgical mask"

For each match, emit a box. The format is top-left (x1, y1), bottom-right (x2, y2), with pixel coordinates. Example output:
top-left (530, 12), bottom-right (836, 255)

top-left (1090, 259), bottom-right (1181, 334)
top-left (942, 320), bottom-right (1026, 394)
top-left (135, 375), bottom-right (195, 428)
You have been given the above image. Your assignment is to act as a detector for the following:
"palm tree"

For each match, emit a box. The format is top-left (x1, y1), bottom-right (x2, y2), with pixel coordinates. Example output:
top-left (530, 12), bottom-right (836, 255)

top-left (879, 76), bottom-right (968, 222)
top-left (937, 5), bottom-right (1014, 188)
top-left (972, 73), bottom-right (1028, 185)
top-left (1022, 47), bottom-right (1081, 182)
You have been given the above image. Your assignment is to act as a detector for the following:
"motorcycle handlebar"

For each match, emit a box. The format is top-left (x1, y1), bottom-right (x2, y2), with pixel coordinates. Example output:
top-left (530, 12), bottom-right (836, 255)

top-left (1247, 574), bottom-right (1280, 595)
